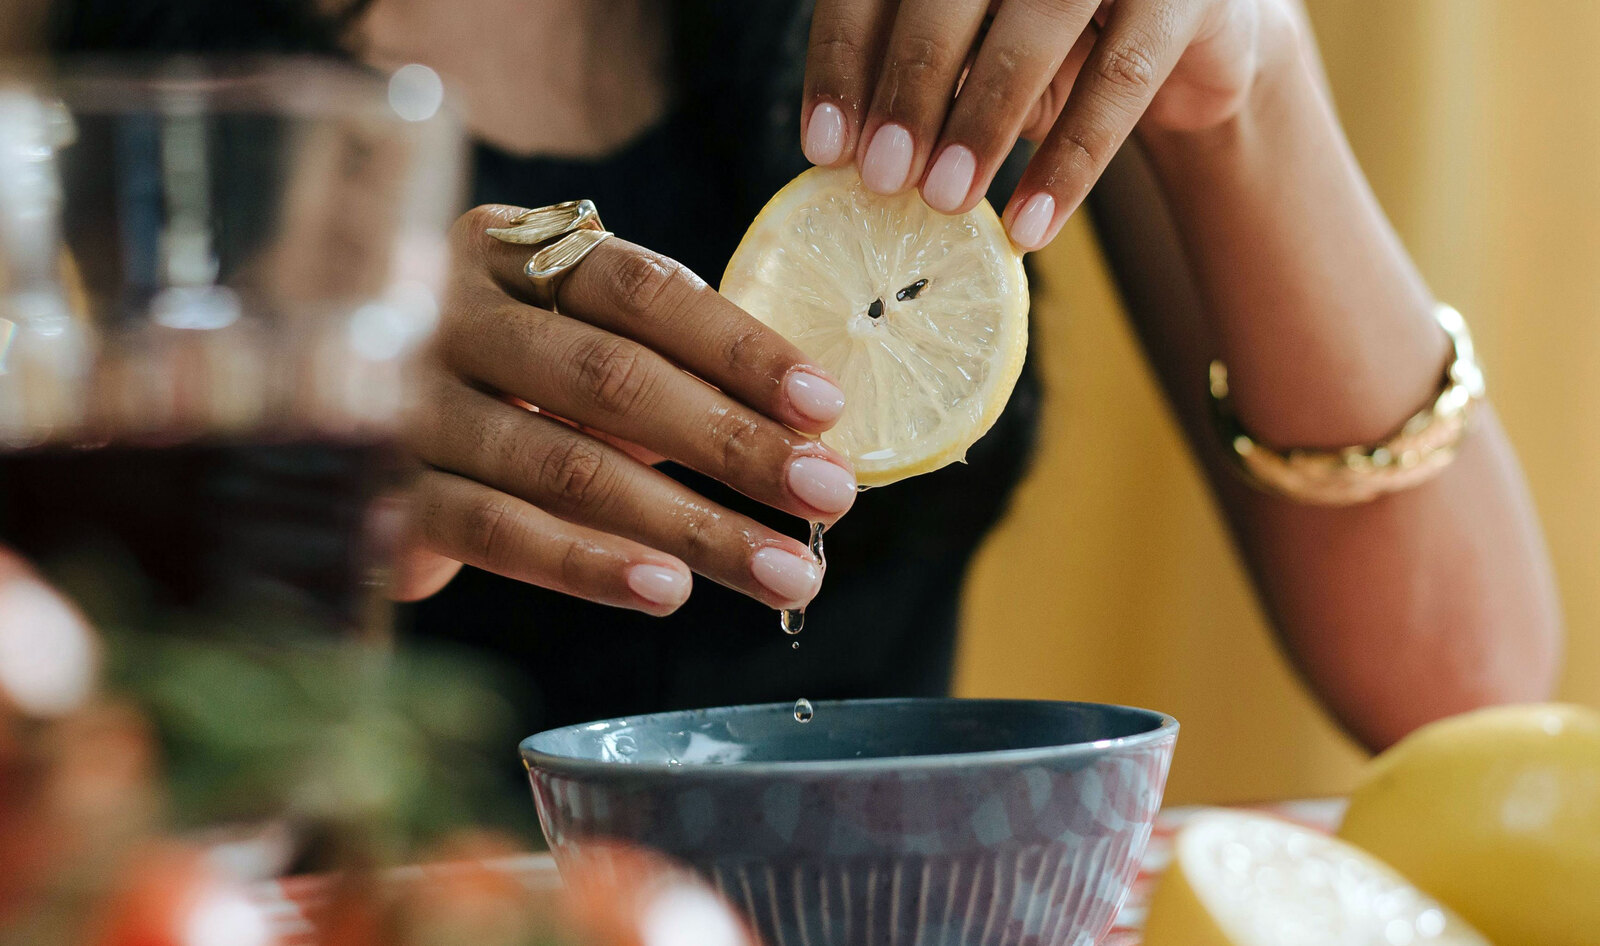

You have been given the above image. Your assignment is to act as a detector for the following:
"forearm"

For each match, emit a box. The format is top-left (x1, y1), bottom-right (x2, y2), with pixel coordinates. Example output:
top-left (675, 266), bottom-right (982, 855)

top-left (1139, 11), bottom-right (1444, 446)
top-left (1088, 12), bottom-right (1561, 749)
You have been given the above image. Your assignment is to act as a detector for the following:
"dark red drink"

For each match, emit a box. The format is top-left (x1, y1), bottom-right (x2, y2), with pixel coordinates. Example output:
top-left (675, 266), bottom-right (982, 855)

top-left (0, 437), bottom-right (405, 636)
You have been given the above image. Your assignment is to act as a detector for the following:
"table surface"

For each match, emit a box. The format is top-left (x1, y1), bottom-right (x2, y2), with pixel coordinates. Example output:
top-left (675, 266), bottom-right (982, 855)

top-left (255, 799), bottom-right (1346, 945)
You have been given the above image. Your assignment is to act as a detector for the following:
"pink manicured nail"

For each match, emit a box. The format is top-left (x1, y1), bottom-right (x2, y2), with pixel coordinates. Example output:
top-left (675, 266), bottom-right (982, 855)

top-left (785, 370), bottom-right (845, 425)
top-left (861, 123), bottom-right (914, 194)
top-left (922, 145), bottom-right (976, 213)
top-left (804, 102), bottom-right (847, 165)
top-left (751, 547), bottom-right (822, 606)
top-left (787, 456), bottom-right (857, 514)
top-left (1008, 193), bottom-right (1057, 250)
top-left (627, 564), bottom-right (691, 608)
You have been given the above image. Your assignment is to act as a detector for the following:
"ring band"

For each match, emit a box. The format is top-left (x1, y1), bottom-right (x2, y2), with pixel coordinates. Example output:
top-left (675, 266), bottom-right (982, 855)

top-left (486, 200), bottom-right (614, 311)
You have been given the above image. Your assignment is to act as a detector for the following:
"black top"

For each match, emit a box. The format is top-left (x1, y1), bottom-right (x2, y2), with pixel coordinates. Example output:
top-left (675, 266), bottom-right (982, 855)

top-left (405, 4), bottom-right (1042, 737)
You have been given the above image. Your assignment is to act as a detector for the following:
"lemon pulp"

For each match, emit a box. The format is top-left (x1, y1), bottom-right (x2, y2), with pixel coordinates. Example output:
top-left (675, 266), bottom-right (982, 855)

top-left (722, 166), bottom-right (1029, 487)
top-left (1142, 810), bottom-right (1488, 946)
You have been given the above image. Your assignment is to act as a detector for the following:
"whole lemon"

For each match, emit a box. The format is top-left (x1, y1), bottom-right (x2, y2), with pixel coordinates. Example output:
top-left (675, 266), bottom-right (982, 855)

top-left (1338, 702), bottom-right (1600, 946)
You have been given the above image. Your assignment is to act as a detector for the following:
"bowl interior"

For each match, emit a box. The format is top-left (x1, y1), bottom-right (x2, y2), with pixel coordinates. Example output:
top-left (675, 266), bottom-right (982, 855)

top-left (522, 698), bottom-right (1173, 768)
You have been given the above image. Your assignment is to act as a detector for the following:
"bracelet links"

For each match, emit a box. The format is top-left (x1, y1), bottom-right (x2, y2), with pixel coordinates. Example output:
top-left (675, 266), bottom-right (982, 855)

top-left (1208, 303), bottom-right (1485, 506)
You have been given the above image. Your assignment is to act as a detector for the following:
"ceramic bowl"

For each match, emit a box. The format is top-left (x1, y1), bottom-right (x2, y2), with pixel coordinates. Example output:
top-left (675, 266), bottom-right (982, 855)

top-left (522, 698), bottom-right (1177, 946)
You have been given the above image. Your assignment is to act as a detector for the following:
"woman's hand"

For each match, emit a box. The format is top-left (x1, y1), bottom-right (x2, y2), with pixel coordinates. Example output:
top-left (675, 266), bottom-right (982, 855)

top-left (393, 206), bottom-right (857, 615)
top-left (801, 0), bottom-right (1286, 249)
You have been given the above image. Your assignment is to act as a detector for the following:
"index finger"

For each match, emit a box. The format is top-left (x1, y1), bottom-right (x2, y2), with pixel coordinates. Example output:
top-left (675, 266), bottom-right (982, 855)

top-left (802, 0), bottom-right (897, 166)
top-left (464, 208), bottom-right (846, 435)
top-left (1003, 0), bottom-right (1205, 250)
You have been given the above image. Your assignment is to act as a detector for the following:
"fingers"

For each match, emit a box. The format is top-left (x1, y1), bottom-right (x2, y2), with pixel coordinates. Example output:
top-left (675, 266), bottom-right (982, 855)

top-left (408, 470), bottom-right (698, 616)
top-left (803, 0), bottom-right (898, 166)
top-left (1002, 0), bottom-right (1208, 249)
top-left (924, 0), bottom-right (1101, 214)
top-left (446, 218), bottom-right (857, 526)
top-left (414, 207), bottom-right (852, 614)
top-left (389, 545), bottom-right (464, 603)
top-left (856, 0), bottom-right (991, 196)
top-left (464, 208), bottom-right (847, 435)
top-left (410, 378), bottom-right (825, 609)
top-left (439, 292), bottom-right (858, 525)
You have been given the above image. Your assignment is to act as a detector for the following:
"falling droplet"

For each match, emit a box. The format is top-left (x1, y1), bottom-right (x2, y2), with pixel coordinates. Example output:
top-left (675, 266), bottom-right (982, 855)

top-left (793, 698), bottom-right (814, 723)
top-left (792, 641), bottom-right (800, 650)
top-left (777, 522), bottom-right (826, 636)
top-left (809, 520), bottom-right (827, 570)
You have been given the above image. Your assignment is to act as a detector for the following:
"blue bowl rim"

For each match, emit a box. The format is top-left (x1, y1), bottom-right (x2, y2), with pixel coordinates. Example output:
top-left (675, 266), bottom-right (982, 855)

top-left (519, 697), bottom-right (1179, 777)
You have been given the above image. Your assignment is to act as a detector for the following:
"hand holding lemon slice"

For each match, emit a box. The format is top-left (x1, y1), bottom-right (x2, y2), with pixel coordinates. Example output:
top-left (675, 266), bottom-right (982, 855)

top-left (722, 166), bottom-right (1029, 488)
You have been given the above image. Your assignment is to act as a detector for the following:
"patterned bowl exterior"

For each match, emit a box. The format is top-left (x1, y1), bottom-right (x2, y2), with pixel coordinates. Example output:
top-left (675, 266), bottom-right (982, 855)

top-left (523, 699), bottom-right (1177, 946)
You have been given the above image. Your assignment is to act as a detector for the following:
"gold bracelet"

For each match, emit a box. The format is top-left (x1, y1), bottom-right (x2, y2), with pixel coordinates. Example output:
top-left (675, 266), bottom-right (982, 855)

top-left (1208, 303), bottom-right (1485, 506)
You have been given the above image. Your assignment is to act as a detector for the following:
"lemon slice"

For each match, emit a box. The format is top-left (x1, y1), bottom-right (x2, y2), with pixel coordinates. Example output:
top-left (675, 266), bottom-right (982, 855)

top-left (721, 166), bottom-right (1029, 487)
top-left (1142, 811), bottom-right (1488, 946)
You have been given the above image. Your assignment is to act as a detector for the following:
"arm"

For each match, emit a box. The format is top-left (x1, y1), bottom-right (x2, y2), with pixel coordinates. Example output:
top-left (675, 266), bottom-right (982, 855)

top-left (799, 0), bottom-right (1560, 750)
top-left (1085, 5), bottom-right (1561, 750)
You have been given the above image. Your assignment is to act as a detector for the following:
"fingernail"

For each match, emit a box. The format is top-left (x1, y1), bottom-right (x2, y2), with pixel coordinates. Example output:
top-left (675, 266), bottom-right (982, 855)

top-left (785, 370), bottom-right (845, 425)
top-left (751, 547), bottom-right (822, 607)
top-left (627, 564), bottom-right (691, 608)
top-left (804, 102), bottom-right (847, 165)
top-left (1008, 193), bottom-right (1057, 250)
top-left (861, 123), bottom-right (914, 194)
top-left (787, 455), bottom-right (857, 514)
top-left (922, 145), bottom-right (976, 213)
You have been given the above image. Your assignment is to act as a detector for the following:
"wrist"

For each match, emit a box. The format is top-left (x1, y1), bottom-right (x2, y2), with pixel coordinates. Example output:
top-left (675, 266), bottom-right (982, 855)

top-left (1137, 1), bottom-right (1311, 160)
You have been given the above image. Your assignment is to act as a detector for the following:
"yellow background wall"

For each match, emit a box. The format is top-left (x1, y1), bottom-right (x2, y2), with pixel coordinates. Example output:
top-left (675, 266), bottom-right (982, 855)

top-left (954, 0), bottom-right (1600, 803)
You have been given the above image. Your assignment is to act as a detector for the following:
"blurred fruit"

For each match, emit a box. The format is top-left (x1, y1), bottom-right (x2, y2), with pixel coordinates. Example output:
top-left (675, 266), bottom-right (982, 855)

top-left (559, 842), bottom-right (754, 946)
top-left (311, 875), bottom-right (391, 946)
top-left (0, 554), bottom-right (99, 720)
top-left (398, 830), bottom-right (551, 946)
top-left (722, 166), bottom-right (1029, 487)
top-left (0, 699), bottom-right (157, 935)
top-left (45, 700), bottom-right (160, 846)
top-left (1339, 702), bottom-right (1600, 946)
top-left (1142, 810), bottom-right (1487, 946)
top-left (89, 842), bottom-right (277, 946)
top-left (0, 739), bottom-right (49, 925)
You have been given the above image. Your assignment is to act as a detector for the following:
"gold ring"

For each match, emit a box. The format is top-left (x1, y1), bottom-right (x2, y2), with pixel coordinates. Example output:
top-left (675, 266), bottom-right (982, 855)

top-left (486, 200), bottom-right (614, 311)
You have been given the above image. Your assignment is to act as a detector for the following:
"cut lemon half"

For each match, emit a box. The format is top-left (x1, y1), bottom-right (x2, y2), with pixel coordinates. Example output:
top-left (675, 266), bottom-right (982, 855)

top-left (721, 166), bottom-right (1029, 487)
top-left (1142, 811), bottom-right (1488, 946)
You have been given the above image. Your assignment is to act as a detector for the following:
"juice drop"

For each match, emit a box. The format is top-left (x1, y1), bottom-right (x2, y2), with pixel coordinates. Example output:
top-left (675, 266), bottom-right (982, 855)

top-left (793, 698), bottom-right (814, 723)
top-left (791, 641), bottom-right (799, 650)
top-left (779, 521), bottom-right (826, 635)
